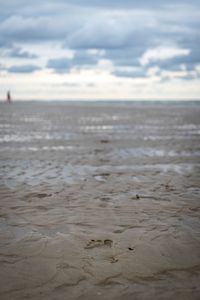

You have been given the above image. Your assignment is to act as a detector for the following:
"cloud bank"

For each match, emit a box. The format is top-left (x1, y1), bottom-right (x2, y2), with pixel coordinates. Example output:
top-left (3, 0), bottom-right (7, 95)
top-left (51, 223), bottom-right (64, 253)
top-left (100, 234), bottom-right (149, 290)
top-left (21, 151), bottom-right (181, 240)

top-left (0, 0), bottom-right (200, 99)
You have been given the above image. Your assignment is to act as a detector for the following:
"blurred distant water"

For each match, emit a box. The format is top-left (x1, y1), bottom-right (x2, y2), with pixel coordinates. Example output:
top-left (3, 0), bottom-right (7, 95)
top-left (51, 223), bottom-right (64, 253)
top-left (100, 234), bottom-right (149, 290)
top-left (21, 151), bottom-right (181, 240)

top-left (0, 100), bottom-right (200, 187)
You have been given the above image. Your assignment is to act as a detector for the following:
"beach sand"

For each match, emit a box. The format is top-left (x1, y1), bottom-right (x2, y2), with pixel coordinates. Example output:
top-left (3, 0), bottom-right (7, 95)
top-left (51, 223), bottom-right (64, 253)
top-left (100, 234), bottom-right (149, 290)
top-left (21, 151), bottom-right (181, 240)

top-left (0, 101), bottom-right (200, 299)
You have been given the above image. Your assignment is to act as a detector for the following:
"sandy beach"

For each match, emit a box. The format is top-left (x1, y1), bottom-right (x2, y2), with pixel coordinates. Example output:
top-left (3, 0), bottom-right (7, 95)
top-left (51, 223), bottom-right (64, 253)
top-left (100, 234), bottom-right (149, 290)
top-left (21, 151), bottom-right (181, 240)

top-left (0, 101), bottom-right (200, 300)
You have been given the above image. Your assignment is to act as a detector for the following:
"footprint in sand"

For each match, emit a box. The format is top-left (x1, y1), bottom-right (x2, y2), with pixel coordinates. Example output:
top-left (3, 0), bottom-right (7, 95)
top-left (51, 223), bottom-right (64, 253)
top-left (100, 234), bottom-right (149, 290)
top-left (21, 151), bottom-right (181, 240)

top-left (110, 256), bottom-right (119, 263)
top-left (37, 193), bottom-right (51, 198)
top-left (85, 239), bottom-right (113, 249)
top-left (100, 139), bottom-right (109, 144)
top-left (128, 247), bottom-right (135, 251)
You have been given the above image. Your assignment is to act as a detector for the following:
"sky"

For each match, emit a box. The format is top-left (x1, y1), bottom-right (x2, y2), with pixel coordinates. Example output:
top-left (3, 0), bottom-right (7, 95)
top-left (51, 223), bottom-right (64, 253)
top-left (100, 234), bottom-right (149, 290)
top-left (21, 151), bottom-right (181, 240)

top-left (0, 0), bottom-right (200, 100)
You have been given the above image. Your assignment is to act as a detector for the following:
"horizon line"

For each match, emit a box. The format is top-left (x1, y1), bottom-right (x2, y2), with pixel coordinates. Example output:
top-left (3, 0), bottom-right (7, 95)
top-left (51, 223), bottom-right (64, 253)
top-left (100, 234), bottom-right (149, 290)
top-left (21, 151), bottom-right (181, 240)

top-left (1, 98), bottom-right (200, 103)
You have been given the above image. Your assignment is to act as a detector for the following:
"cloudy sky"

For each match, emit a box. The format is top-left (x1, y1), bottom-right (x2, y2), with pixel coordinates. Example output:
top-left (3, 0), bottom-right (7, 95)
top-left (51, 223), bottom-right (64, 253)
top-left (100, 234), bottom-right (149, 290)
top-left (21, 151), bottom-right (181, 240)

top-left (0, 0), bottom-right (200, 100)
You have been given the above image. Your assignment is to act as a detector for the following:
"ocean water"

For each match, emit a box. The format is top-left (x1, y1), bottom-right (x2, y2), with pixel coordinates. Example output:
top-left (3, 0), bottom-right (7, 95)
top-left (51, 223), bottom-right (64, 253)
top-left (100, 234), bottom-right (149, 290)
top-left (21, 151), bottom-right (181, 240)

top-left (0, 100), bottom-right (200, 188)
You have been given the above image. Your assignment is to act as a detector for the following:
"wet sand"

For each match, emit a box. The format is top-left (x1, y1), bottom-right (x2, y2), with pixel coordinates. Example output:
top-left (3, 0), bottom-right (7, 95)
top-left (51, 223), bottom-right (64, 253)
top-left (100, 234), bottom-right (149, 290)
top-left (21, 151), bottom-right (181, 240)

top-left (0, 101), bottom-right (200, 299)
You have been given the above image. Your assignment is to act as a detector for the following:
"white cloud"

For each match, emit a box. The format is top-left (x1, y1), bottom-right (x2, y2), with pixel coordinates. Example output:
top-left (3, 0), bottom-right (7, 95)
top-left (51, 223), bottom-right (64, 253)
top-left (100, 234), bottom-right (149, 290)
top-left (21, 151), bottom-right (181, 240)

top-left (140, 46), bottom-right (190, 66)
top-left (146, 66), bottom-right (160, 76)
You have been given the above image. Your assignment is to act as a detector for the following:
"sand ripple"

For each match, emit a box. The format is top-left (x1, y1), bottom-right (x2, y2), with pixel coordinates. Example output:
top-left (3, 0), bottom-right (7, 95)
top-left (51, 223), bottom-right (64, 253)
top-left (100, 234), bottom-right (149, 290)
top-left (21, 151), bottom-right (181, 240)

top-left (0, 102), bottom-right (200, 299)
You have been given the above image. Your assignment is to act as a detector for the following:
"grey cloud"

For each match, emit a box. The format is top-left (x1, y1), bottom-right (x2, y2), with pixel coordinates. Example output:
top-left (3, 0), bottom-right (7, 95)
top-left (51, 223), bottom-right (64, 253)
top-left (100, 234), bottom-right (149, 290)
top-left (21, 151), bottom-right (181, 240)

top-left (8, 64), bottom-right (40, 73)
top-left (66, 22), bottom-right (133, 50)
top-left (47, 58), bottom-right (72, 72)
top-left (112, 69), bottom-right (147, 78)
top-left (0, 3), bottom-right (89, 42)
top-left (73, 51), bottom-right (99, 65)
top-left (0, 14), bottom-right (84, 43)
top-left (145, 48), bottom-right (200, 72)
top-left (5, 46), bottom-right (37, 58)
top-left (104, 46), bottom-right (148, 68)
top-left (0, 40), bottom-right (38, 67)
top-left (0, 0), bottom-right (199, 79)
top-left (64, 10), bottom-right (158, 50)
top-left (61, 0), bottom-right (200, 9)
top-left (0, 38), bottom-right (12, 48)
top-left (47, 51), bottom-right (99, 72)
top-left (0, 16), bottom-right (65, 41)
